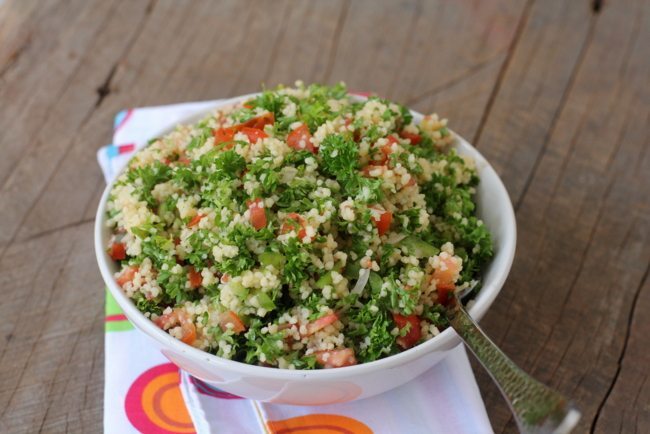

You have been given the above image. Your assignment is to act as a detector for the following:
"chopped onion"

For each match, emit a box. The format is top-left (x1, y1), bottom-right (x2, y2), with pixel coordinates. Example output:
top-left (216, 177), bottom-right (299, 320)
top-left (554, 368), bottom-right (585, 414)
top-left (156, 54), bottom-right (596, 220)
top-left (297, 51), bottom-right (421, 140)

top-left (351, 268), bottom-right (370, 295)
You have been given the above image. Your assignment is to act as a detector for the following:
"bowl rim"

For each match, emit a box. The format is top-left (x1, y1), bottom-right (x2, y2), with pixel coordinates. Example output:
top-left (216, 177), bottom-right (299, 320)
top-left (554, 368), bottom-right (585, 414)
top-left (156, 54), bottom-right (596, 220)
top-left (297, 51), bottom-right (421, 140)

top-left (95, 93), bottom-right (517, 380)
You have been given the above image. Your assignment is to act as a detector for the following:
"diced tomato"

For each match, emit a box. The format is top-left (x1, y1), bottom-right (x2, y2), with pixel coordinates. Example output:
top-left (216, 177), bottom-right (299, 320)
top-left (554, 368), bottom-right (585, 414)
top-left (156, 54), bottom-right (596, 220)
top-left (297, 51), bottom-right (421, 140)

top-left (220, 273), bottom-right (231, 283)
top-left (213, 113), bottom-right (273, 149)
top-left (370, 136), bottom-right (399, 165)
top-left (392, 313), bottom-right (422, 349)
top-left (116, 266), bottom-right (138, 287)
top-left (247, 198), bottom-right (267, 230)
top-left (219, 311), bottom-right (247, 334)
top-left (180, 322), bottom-right (197, 345)
top-left (188, 266), bottom-right (202, 289)
top-left (432, 256), bottom-right (461, 288)
top-left (241, 127), bottom-right (268, 144)
top-left (243, 102), bottom-right (254, 109)
top-left (370, 207), bottom-right (392, 236)
top-left (154, 310), bottom-right (197, 345)
top-left (153, 312), bottom-right (174, 330)
top-left (436, 282), bottom-right (455, 306)
top-left (281, 213), bottom-right (307, 239)
top-left (304, 312), bottom-right (339, 336)
top-left (378, 145), bottom-right (392, 164)
top-left (242, 112), bottom-right (275, 130)
top-left (399, 130), bottom-right (422, 145)
top-left (109, 242), bottom-right (126, 261)
top-left (213, 126), bottom-right (236, 145)
top-left (187, 213), bottom-right (206, 228)
top-left (386, 135), bottom-right (399, 146)
top-left (315, 348), bottom-right (357, 368)
top-left (287, 124), bottom-right (316, 154)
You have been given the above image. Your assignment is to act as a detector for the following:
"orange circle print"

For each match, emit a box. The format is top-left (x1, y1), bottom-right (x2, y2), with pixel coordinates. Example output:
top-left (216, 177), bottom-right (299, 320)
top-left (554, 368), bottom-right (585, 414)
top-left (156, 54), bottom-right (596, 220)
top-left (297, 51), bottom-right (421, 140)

top-left (267, 414), bottom-right (373, 434)
top-left (125, 363), bottom-right (195, 433)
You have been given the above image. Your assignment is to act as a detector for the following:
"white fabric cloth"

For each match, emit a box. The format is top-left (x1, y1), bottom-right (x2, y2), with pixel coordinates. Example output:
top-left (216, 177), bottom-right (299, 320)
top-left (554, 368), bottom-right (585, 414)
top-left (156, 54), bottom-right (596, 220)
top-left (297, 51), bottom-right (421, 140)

top-left (99, 99), bottom-right (493, 434)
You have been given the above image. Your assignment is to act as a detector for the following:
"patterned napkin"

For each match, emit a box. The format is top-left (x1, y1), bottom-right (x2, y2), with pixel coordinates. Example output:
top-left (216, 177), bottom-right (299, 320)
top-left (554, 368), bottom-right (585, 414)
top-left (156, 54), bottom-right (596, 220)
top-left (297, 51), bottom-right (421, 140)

top-left (98, 99), bottom-right (494, 434)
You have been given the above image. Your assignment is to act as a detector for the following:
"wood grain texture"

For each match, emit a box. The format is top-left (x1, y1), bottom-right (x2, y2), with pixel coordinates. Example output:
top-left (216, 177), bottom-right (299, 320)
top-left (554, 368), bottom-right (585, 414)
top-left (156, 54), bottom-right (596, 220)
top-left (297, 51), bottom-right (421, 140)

top-left (474, 0), bottom-right (650, 432)
top-left (0, 0), bottom-right (647, 432)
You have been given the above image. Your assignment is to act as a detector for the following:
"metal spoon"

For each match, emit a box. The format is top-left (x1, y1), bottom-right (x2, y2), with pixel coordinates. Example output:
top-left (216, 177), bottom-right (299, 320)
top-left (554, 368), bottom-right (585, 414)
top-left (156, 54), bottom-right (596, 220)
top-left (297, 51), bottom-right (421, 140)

top-left (447, 297), bottom-right (581, 434)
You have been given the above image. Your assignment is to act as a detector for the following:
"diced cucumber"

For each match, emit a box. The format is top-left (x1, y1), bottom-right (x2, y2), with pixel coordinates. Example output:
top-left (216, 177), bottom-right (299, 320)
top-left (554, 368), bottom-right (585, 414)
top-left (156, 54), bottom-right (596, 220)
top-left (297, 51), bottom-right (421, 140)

top-left (256, 291), bottom-right (276, 310)
top-left (259, 251), bottom-right (285, 268)
top-left (230, 281), bottom-right (249, 299)
top-left (397, 236), bottom-right (439, 258)
top-left (368, 271), bottom-right (383, 293)
top-left (316, 271), bottom-right (334, 289)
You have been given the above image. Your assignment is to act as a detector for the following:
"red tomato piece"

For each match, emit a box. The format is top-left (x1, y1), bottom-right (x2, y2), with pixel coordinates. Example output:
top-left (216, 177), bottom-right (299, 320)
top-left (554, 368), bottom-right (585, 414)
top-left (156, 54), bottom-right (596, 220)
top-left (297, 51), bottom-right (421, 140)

top-left (304, 312), bottom-right (339, 336)
top-left (116, 266), bottom-right (138, 287)
top-left (187, 213), bottom-right (206, 228)
top-left (435, 282), bottom-right (455, 306)
top-left (287, 124), bottom-right (316, 153)
top-left (247, 198), bottom-right (267, 230)
top-left (213, 127), bottom-right (236, 145)
top-left (153, 312), bottom-right (175, 330)
top-left (372, 135), bottom-right (398, 165)
top-left (219, 311), bottom-right (247, 334)
top-left (392, 313), bottom-right (422, 349)
top-left (370, 207), bottom-right (392, 236)
top-left (432, 256), bottom-right (461, 288)
top-left (242, 112), bottom-right (275, 130)
top-left (214, 113), bottom-right (273, 148)
top-left (180, 322), bottom-right (197, 345)
top-left (109, 242), bottom-right (126, 261)
top-left (399, 130), bottom-right (422, 145)
top-left (315, 348), bottom-right (357, 368)
top-left (378, 145), bottom-right (392, 164)
top-left (386, 135), bottom-right (399, 146)
top-left (241, 127), bottom-right (268, 144)
top-left (188, 266), bottom-right (202, 289)
top-left (154, 310), bottom-right (197, 345)
top-left (281, 213), bottom-right (307, 239)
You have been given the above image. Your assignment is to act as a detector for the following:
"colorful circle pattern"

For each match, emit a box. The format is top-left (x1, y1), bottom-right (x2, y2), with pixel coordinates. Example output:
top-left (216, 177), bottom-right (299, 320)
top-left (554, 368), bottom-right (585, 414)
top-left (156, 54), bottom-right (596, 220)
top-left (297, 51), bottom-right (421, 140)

top-left (125, 363), bottom-right (195, 434)
top-left (267, 414), bottom-right (373, 434)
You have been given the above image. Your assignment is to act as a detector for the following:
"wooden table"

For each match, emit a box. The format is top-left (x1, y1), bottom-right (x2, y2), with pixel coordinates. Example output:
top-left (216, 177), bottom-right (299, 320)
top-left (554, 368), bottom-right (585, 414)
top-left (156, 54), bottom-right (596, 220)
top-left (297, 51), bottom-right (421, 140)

top-left (1, 0), bottom-right (648, 432)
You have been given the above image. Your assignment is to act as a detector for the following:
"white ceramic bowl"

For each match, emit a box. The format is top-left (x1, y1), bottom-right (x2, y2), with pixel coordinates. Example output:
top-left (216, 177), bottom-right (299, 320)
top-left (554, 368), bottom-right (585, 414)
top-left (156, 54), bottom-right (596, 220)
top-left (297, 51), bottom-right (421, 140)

top-left (95, 94), bottom-right (516, 406)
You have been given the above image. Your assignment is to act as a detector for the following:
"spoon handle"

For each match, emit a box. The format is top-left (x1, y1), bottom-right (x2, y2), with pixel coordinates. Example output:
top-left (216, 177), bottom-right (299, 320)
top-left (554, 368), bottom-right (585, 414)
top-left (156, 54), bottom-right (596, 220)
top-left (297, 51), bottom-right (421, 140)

top-left (448, 301), bottom-right (581, 434)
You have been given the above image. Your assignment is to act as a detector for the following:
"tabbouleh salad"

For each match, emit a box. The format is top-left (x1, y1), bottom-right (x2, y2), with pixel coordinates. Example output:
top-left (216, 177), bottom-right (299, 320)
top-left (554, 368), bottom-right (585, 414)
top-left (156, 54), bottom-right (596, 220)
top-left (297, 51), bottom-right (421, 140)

top-left (106, 82), bottom-right (492, 369)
